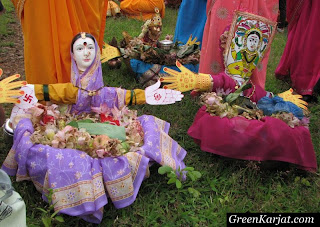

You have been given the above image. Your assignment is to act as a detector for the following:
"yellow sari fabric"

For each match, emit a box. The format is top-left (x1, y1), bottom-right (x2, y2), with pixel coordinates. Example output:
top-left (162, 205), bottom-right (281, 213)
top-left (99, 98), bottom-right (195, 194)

top-left (11, 0), bottom-right (108, 84)
top-left (120, 0), bottom-right (165, 20)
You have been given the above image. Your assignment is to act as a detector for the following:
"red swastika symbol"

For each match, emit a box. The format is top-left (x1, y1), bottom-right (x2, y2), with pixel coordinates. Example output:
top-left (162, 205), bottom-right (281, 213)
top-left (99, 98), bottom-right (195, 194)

top-left (23, 94), bottom-right (33, 103)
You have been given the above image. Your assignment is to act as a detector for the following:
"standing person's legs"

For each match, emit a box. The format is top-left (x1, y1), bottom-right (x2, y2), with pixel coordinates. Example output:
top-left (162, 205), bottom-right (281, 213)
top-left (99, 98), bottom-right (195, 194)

top-left (277, 0), bottom-right (286, 32)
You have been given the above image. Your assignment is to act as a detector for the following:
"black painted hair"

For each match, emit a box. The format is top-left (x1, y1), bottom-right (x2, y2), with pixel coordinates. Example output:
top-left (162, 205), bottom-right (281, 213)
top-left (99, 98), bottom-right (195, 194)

top-left (71, 32), bottom-right (95, 53)
top-left (247, 30), bottom-right (261, 39)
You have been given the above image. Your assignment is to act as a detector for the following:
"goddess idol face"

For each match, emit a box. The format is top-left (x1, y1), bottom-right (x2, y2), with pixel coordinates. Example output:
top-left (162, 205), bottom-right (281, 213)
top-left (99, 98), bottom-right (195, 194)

top-left (246, 33), bottom-right (260, 52)
top-left (72, 37), bottom-right (96, 71)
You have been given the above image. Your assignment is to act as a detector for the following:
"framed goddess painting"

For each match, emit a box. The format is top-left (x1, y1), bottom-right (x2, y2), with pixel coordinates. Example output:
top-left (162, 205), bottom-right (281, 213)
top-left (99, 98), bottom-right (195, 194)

top-left (224, 11), bottom-right (277, 84)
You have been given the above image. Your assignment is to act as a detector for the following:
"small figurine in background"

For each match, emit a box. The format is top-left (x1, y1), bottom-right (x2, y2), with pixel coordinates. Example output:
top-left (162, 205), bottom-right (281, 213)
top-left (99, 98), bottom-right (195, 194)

top-left (138, 8), bottom-right (162, 47)
top-left (116, 8), bottom-right (162, 50)
top-left (107, 0), bottom-right (121, 18)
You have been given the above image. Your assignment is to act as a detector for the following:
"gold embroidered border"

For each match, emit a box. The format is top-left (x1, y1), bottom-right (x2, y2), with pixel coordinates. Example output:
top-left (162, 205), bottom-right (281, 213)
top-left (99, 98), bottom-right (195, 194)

top-left (55, 190), bottom-right (106, 211)
top-left (104, 173), bottom-right (134, 202)
top-left (176, 145), bottom-right (182, 156)
top-left (32, 179), bottom-right (44, 193)
top-left (52, 173), bottom-right (105, 211)
top-left (159, 131), bottom-right (176, 170)
top-left (2, 149), bottom-right (17, 170)
top-left (16, 173), bottom-right (30, 182)
top-left (124, 152), bottom-right (142, 180)
top-left (154, 117), bottom-right (166, 131)
top-left (104, 172), bottom-right (131, 186)
top-left (116, 88), bottom-right (126, 108)
top-left (109, 190), bottom-right (134, 202)
top-left (55, 197), bottom-right (96, 212)
top-left (53, 172), bottom-right (103, 193)
top-left (42, 172), bottom-right (50, 194)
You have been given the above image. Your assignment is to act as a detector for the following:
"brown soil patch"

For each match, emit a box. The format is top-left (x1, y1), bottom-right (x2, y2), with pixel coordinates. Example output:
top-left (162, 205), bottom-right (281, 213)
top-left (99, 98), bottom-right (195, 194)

top-left (0, 11), bottom-right (24, 78)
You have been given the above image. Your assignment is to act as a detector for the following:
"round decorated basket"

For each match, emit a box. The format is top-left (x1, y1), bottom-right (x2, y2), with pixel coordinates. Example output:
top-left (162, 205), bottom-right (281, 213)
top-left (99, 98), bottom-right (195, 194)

top-left (2, 104), bottom-right (186, 223)
top-left (187, 92), bottom-right (317, 172)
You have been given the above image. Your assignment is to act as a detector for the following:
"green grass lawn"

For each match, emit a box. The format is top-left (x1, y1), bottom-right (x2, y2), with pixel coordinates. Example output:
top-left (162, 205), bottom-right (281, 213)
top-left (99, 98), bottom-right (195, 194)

top-left (0, 1), bottom-right (319, 226)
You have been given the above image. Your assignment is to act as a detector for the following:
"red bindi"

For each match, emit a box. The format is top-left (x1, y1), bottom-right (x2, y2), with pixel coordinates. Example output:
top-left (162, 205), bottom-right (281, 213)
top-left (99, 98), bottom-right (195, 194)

top-left (83, 42), bottom-right (87, 46)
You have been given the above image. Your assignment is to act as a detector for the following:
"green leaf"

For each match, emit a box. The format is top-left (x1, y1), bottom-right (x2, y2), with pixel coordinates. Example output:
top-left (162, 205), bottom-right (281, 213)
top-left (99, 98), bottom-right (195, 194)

top-left (187, 172), bottom-right (196, 181)
top-left (143, 45), bottom-right (151, 51)
top-left (188, 187), bottom-right (195, 193)
top-left (36, 208), bottom-right (48, 214)
top-left (211, 185), bottom-right (218, 193)
top-left (183, 167), bottom-right (194, 171)
top-left (67, 120), bottom-right (78, 128)
top-left (54, 216), bottom-right (65, 223)
top-left (301, 178), bottom-right (311, 187)
top-left (175, 179), bottom-right (182, 189)
top-left (78, 119), bottom-right (94, 123)
top-left (42, 217), bottom-right (51, 227)
top-left (210, 181), bottom-right (219, 193)
top-left (121, 142), bottom-right (130, 152)
top-left (167, 177), bottom-right (176, 185)
top-left (226, 79), bottom-right (250, 103)
top-left (52, 201), bottom-right (58, 207)
top-left (158, 166), bottom-right (173, 174)
top-left (51, 210), bottom-right (60, 218)
top-left (77, 122), bottom-right (126, 140)
top-left (193, 190), bottom-right (201, 198)
top-left (167, 172), bottom-right (177, 178)
top-left (188, 187), bottom-right (201, 198)
top-left (192, 171), bottom-right (202, 179)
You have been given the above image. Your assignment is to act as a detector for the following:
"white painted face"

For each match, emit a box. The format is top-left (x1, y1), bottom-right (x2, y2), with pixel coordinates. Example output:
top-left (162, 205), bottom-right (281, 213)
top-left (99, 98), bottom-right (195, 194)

top-left (72, 37), bottom-right (96, 71)
top-left (246, 33), bottom-right (260, 52)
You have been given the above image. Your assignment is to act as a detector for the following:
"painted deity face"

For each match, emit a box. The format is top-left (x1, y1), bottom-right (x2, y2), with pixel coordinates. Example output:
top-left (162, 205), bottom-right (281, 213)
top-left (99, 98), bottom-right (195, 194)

top-left (72, 37), bottom-right (96, 71)
top-left (246, 33), bottom-right (260, 52)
